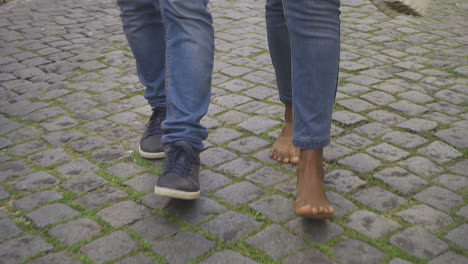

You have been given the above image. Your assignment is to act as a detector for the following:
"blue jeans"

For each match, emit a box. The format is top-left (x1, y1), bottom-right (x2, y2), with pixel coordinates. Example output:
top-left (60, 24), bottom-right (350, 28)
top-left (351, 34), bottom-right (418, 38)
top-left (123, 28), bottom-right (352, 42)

top-left (116, 0), bottom-right (214, 152)
top-left (266, 0), bottom-right (341, 149)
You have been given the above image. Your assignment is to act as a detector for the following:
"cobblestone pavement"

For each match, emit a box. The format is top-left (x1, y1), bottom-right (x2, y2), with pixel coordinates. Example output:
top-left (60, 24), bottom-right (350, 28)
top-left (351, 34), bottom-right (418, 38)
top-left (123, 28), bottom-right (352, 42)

top-left (0, 0), bottom-right (467, 263)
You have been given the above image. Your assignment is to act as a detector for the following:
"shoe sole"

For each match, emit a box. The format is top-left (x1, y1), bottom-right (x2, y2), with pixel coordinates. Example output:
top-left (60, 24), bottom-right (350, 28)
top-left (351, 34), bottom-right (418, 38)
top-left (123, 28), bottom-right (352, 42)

top-left (139, 145), bottom-right (165, 159)
top-left (154, 186), bottom-right (201, 200)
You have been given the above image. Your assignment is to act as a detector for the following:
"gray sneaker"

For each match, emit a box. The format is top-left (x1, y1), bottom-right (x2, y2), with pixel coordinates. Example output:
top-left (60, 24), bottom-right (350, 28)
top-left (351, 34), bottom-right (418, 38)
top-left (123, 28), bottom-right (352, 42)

top-left (154, 141), bottom-right (200, 200)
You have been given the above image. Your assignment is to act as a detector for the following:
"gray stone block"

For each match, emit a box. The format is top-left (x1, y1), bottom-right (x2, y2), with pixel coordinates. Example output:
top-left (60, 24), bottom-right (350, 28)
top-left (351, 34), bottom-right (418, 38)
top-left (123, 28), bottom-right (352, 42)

top-left (68, 136), bottom-right (111, 153)
top-left (227, 136), bottom-right (270, 154)
top-left (200, 170), bottom-right (232, 194)
top-left (97, 200), bottom-right (150, 227)
top-left (367, 110), bottom-right (406, 125)
top-left (0, 218), bottom-right (22, 242)
top-left (381, 131), bottom-right (428, 149)
top-left (7, 140), bottom-right (46, 157)
top-left (26, 203), bottom-right (80, 228)
top-left (390, 226), bottom-right (448, 260)
top-left (395, 204), bottom-right (453, 231)
top-left (333, 239), bottom-right (386, 264)
top-left (199, 250), bottom-right (256, 264)
top-left (283, 248), bottom-right (333, 264)
top-left (168, 197), bottom-right (226, 225)
top-left (354, 122), bottom-right (391, 139)
top-left (123, 173), bottom-right (157, 193)
top-left (90, 145), bottom-right (132, 163)
top-left (215, 110), bottom-right (250, 125)
top-left (201, 211), bottom-right (261, 242)
top-left (28, 251), bottom-right (80, 264)
top-left (61, 172), bottom-right (108, 194)
top-left (246, 166), bottom-right (289, 187)
top-left (345, 210), bottom-right (401, 239)
top-left (152, 231), bottom-right (215, 264)
top-left (428, 252), bottom-right (468, 264)
top-left (373, 167), bottom-right (427, 194)
top-left (413, 186), bottom-right (463, 211)
top-left (353, 187), bottom-right (407, 212)
top-left (214, 94), bottom-right (252, 108)
top-left (48, 218), bottom-right (101, 246)
top-left (115, 254), bottom-right (155, 264)
top-left (13, 190), bottom-right (62, 212)
top-left (336, 133), bottom-right (373, 149)
top-left (0, 235), bottom-right (53, 264)
top-left (76, 187), bottom-right (128, 210)
top-left (238, 116), bottom-right (280, 134)
top-left (42, 131), bottom-right (84, 146)
top-left (246, 224), bottom-right (307, 260)
top-left (81, 231), bottom-right (139, 264)
top-left (325, 169), bottom-right (366, 193)
top-left (207, 128), bottom-right (242, 144)
top-left (338, 153), bottom-right (381, 174)
top-left (200, 147), bottom-right (237, 167)
top-left (398, 156), bottom-right (444, 178)
top-left (41, 116), bottom-right (79, 131)
top-left (216, 158), bottom-right (261, 178)
top-left (215, 181), bottom-right (266, 206)
top-left (433, 174), bottom-right (468, 191)
top-left (323, 142), bottom-right (353, 161)
top-left (29, 148), bottom-right (71, 167)
top-left (130, 215), bottom-right (179, 242)
top-left (55, 158), bottom-right (99, 178)
top-left (250, 195), bottom-right (295, 222)
top-left (445, 224), bottom-right (468, 250)
top-left (332, 111), bottom-right (367, 126)
top-left (8, 172), bottom-right (59, 192)
top-left (397, 118), bottom-right (438, 133)
top-left (449, 159), bottom-right (468, 177)
top-left (435, 128), bottom-right (468, 148)
top-left (286, 218), bottom-right (344, 244)
top-left (0, 161), bottom-right (30, 182)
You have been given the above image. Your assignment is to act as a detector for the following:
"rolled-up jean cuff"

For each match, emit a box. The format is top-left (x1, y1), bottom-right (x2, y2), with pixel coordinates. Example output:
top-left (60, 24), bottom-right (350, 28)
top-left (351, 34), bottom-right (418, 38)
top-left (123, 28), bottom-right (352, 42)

top-left (293, 137), bottom-right (330, 150)
top-left (148, 101), bottom-right (166, 109)
top-left (279, 96), bottom-right (292, 106)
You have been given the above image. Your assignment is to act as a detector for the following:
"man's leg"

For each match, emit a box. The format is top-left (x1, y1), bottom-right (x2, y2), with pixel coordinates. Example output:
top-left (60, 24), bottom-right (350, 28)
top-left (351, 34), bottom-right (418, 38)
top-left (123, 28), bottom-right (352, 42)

top-left (265, 0), bottom-right (299, 165)
top-left (283, 0), bottom-right (341, 219)
top-left (154, 0), bottom-right (214, 199)
top-left (116, 0), bottom-right (167, 159)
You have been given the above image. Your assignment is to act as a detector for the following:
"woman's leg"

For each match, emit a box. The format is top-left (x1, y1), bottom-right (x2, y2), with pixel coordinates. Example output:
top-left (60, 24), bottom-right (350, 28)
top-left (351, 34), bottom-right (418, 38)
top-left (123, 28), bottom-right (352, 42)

top-left (283, 0), bottom-right (341, 219)
top-left (265, 0), bottom-right (299, 164)
top-left (116, 0), bottom-right (166, 108)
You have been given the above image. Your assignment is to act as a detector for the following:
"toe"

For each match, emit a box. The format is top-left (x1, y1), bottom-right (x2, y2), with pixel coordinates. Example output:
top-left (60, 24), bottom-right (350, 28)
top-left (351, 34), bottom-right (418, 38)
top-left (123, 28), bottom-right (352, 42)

top-left (290, 156), bottom-right (299, 164)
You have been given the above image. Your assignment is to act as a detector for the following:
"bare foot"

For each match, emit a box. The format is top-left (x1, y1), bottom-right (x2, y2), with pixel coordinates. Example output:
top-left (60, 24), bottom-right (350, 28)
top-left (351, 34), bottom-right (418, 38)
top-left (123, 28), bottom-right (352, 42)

top-left (293, 149), bottom-right (334, 220)
top-left (269, 106), bottom-right (300, 164)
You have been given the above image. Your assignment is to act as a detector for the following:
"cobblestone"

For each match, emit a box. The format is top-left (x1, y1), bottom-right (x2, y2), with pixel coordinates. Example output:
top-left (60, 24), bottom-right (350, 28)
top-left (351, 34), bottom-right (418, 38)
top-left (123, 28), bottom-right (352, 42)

top-left (81, 231), bottom-right (139, 264)
top-left (247, 224), bottom-right (307, 260)
top-left (390, 226), bottom-right (448, 260)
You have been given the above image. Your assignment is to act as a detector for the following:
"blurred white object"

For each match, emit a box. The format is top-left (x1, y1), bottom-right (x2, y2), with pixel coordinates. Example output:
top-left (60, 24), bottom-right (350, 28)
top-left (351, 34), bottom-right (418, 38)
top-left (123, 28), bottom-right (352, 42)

top-left (370, 0), bottom-right (432, 17)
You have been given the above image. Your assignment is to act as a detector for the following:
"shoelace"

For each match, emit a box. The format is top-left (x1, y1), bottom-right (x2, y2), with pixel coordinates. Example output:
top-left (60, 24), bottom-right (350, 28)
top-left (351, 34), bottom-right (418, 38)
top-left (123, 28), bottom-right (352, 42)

top-left (146, 108), bottom-right (164, 136)
top-left (164, 144), bottom-right (197, 177)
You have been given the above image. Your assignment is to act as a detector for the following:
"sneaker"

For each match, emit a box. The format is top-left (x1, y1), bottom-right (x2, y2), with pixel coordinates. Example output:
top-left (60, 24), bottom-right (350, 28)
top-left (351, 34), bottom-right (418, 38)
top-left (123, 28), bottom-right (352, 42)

top-left (139, 107), bottom-right (165, 159)
top-left (154, 141), bottom-right (201, 200)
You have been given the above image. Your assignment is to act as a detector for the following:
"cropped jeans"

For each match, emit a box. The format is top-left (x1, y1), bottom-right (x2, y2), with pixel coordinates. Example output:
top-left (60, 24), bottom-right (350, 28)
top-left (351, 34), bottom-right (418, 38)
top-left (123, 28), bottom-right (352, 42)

top-left (116, 0), bottom-right (214, 152)
top-left (266, 0), bottom-right (341, 149)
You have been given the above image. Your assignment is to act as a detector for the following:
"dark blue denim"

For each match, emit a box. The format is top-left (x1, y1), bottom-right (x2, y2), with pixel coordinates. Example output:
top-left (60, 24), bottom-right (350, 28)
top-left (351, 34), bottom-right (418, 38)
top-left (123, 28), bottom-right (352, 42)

top-left (116, 0), bottom-right (214, 151)
top-left (266, 0), bottom-right (341, 149)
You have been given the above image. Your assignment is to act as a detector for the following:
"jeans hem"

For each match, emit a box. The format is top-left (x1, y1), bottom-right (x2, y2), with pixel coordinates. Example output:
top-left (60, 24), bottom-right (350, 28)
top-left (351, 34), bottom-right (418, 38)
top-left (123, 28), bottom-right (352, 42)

top-left (293, 138), bottom-right (330, 149)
